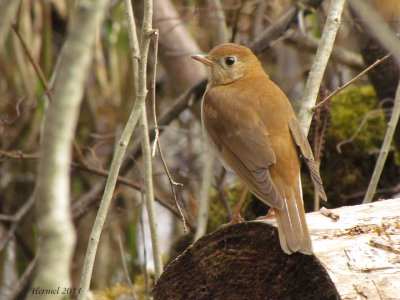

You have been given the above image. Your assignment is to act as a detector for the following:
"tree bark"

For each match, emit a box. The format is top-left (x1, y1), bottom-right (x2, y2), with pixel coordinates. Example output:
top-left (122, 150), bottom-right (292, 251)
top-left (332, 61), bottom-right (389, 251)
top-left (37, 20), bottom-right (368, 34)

top-left (154, 198), bottom-right (400, 299)
top-left (30, 1), bottom-right (109, 299)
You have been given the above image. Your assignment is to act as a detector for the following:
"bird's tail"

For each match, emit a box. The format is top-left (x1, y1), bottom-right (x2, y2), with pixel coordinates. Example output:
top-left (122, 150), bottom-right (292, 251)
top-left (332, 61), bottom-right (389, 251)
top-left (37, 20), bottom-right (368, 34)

top-left (274, 177), bottom-right (312, 255)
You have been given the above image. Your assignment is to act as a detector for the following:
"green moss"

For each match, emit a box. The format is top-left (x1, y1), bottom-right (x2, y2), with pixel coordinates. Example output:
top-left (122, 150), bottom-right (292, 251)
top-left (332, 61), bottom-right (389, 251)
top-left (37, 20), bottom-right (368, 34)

top-left (329, 85), bottom-right (386, 153)
top-left (312, 85), bottom-right (397, 205)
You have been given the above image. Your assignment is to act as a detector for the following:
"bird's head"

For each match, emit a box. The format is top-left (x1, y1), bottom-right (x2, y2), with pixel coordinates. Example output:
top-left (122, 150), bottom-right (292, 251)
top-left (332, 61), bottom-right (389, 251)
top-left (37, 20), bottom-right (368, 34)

top-left (191, 43), bottom-right (264, 87)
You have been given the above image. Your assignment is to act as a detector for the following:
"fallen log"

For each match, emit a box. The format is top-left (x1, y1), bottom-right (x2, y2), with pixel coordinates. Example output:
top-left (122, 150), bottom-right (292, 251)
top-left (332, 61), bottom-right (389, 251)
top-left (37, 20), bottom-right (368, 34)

top-left (154, 198), bottom-right (400, 299)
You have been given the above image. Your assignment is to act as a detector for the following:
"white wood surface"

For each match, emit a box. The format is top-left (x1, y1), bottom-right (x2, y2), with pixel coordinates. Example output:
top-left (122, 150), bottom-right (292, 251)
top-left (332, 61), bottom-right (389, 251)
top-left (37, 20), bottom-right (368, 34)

top-left (307, 198), bottom-right (400, 299)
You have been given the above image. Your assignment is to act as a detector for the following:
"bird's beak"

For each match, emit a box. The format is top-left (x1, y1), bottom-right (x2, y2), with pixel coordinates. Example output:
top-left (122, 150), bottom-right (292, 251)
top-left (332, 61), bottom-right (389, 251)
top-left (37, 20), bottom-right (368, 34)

top-left (190, 54), bottom-right (213, 66)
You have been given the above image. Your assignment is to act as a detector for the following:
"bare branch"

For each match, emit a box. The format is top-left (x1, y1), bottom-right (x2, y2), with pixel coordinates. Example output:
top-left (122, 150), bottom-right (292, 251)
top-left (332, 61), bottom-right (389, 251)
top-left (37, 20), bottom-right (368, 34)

top-left (194, 144), bottom-right (215, 241)
top-left (250, 0), bottom-right (323, 55)
top-left (140, 105), bottom-right (163, 279)
top-left (363, 81), bottom-right (400, 203)
top-left (129, 0), bottom-right (163, 279)
top-left (29, 1), bottom-right (109, 298)
top-left (314, 54), bottom-right (392, 110)
top-left (9, 254), bottom-right (39, 300)
top-left (0, 149), bottom-right (193, 227)
top-left (287, 34), bottom-right (364, 70)
top-left (149, 31), bottom-right (187, 232)
top-left (298, 0), bottom-right (346, 134)
top-left (79, 0), bottom-right (158, 295)
top-left (11, 25), bottom-right (52, 99)
top-left (117, 235), bottom-right (136, 299)
top-left (0, 196), bottom-right (34, 251)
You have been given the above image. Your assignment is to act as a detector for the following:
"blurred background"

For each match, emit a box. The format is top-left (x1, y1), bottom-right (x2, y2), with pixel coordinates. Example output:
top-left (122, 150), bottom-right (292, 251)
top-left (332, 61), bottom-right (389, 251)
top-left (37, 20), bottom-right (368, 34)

top-left (0, 0), bottom-right (399, 298)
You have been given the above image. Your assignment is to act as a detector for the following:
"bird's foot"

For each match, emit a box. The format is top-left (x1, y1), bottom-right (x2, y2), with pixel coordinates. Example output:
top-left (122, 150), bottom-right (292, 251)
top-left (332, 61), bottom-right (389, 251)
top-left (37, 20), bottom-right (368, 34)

top-left (220, 212), bottom-right (245, 228)
top-left (255, 208), bottom-right (276, 220)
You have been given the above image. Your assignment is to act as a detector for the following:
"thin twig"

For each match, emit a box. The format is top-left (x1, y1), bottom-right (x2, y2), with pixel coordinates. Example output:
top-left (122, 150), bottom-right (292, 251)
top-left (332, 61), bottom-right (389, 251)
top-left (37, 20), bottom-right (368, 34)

top-left (149, 30), bottom-right (187, 232)
top-left (117, 235), bottom-right (136, 299)
top-left (0, 149), bottom-right (193, 228)
top-left (0, 97), bottom-right (23, 125)
top-left (0, 149), bottom-right (38, 160)
top-left (11, 25), bottom-right (52, 99)
top-left (249, 0), bottom-right (323, 54)
top-left (0, 196), bottom-right (34, 251)
top-left (12, 24), bottom-right (90, 169)
top-left (311, 87), bottom-right (330, 211)
top-left (0, 214), bottom-right (17, 222)
top-left (9, 254), bottom-right (39, 299)
top-left (314, 53), bottom-right (392, 111)
top-left (287, 34), bottom-right (364, 70)
top-left (341, 183), bottom-right (400, 201)
top-left (363, 81), bottom-right (400, 203)
top-left (73, 140), bottom-right (89, 167)
top-left (336, 108), bottom-right (391, 154)
top-left (72, 162), bottom-right (190, 225)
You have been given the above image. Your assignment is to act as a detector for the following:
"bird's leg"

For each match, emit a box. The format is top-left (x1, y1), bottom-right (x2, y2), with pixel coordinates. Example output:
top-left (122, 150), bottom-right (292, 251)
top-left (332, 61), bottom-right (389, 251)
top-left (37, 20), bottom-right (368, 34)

top-left (232, 187), bottom-right (248, 223)
top-left (221, 187), bottom-right (247, 227)
top-left (253, 206), bottom-right (278, 223)
top-left (256, 207), bottom-right (276, 220)
top-left (265, 207), bottom-right (276, 218)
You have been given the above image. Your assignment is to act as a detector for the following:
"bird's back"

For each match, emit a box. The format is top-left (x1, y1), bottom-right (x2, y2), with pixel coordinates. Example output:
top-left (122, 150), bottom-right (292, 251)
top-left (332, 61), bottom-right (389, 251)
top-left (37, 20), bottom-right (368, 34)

top-left (196, 43), bottom-right (324, 254)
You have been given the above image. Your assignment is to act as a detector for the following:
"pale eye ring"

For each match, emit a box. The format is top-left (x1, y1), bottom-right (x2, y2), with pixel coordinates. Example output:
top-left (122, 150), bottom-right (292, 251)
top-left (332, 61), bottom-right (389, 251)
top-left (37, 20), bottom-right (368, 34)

top-left (225, 56), bottom-right (236, 66)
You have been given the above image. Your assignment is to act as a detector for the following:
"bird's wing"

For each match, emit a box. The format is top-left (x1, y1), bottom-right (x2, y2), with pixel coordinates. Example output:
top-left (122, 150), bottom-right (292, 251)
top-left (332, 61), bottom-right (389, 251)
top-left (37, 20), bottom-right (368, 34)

top-left (288, 118), bottom-right (327, 200)
top-left (214, 120), bottom-right (284, 209)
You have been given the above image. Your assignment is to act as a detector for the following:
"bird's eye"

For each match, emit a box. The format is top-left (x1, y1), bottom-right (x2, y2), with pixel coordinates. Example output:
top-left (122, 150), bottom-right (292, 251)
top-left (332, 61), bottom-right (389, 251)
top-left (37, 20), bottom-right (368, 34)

top-left (225, 56), bottom-right (236, 66)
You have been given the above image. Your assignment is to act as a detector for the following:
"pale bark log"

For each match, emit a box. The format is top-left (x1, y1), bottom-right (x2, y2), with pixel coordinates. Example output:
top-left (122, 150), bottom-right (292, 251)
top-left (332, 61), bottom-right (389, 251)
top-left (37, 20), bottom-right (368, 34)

top-left (308, 198), bottom-right (400, 299)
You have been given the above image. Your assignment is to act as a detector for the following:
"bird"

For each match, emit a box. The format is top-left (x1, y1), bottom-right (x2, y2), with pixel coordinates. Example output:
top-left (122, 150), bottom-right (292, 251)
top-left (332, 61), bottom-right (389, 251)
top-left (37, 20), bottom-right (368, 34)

top-left (191, 43), bottom-right (327, 255)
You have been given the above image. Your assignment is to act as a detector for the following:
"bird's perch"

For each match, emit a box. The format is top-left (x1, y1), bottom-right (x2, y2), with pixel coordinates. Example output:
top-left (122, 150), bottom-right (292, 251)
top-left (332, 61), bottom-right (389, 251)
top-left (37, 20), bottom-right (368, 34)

top-left (154, 199), bottom-right (400, 299)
